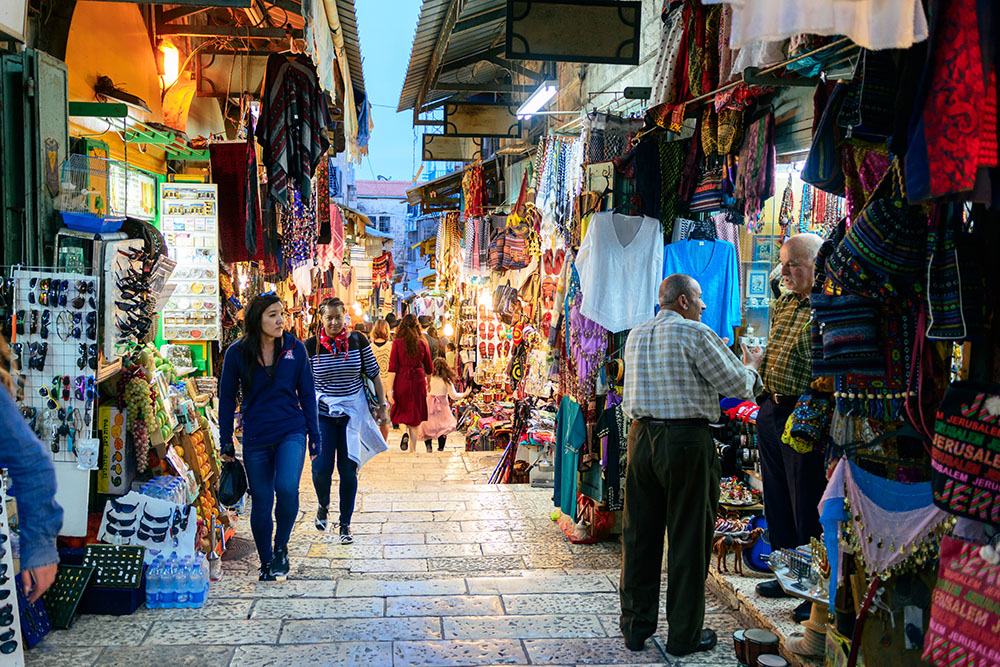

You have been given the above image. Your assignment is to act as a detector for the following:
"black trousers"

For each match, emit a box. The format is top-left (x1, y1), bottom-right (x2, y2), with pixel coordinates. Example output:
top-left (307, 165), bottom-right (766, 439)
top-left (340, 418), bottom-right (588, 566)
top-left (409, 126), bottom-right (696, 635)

top-left (619, 420), bottom-right (720, 653)
top-left (756, 396), bottom-right (826, 551)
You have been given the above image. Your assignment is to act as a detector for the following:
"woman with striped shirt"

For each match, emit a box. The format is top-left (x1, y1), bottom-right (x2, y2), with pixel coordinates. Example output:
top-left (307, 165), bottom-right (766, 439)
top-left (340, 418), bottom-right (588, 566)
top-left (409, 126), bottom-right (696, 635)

top-left (305, 298), bottom-right (388, 544)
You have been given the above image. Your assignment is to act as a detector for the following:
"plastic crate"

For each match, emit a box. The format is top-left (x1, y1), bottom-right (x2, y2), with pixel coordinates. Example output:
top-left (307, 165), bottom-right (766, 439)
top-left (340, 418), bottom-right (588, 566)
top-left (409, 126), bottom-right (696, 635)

top-left (60, 211), bottom-right (123, 234)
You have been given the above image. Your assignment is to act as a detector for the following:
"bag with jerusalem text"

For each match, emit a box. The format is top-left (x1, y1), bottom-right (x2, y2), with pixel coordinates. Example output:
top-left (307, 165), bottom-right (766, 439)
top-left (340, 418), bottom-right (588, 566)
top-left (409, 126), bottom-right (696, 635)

top-left (930, 381), bottom-right (1000, 526)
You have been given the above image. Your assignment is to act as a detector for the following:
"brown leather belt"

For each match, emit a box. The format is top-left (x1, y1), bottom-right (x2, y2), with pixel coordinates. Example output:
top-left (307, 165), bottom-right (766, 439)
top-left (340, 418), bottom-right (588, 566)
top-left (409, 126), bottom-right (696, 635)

top-left (638, 417), bottom-right (708, 427)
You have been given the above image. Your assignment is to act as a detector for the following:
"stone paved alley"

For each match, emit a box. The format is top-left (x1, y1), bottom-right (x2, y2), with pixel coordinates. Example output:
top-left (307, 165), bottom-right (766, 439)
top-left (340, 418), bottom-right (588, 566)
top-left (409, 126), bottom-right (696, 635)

top-left (25, 433), bottom-right (752, 667)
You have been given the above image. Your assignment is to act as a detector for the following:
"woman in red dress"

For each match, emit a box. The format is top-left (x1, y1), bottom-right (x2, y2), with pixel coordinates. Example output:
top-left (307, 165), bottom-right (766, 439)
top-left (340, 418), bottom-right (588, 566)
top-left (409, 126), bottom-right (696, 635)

top-left (387, 314), bottom-right (433, 452)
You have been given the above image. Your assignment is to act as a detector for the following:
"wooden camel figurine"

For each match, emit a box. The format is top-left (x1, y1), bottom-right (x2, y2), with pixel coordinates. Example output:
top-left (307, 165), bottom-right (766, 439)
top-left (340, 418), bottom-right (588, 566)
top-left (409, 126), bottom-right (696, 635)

top-left (714, 527), bottom-right (764, 575)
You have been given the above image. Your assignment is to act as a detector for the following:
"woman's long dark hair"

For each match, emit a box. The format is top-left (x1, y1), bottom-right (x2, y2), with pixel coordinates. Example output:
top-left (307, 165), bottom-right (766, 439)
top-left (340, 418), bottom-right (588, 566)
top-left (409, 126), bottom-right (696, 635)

top-left (396, 313), bottom-right (421, 356)
top-left (240, 293), bottom-right (283, 395)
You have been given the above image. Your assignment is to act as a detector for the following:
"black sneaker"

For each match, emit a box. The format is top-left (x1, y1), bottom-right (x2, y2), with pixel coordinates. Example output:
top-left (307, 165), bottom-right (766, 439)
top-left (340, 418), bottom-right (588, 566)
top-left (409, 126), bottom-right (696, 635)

top-left (425, 440), bottom-right (433, 453)
top-left (258, 562), bottom-right (276, 581)
top-left (340, 524), bottom-right (354, 545)
top-left (271, 545), bottom-right (290, 580)
top-left (315, 505), bottom-right (329, 531)
top-left (400, 433), bottom-right (409, 451)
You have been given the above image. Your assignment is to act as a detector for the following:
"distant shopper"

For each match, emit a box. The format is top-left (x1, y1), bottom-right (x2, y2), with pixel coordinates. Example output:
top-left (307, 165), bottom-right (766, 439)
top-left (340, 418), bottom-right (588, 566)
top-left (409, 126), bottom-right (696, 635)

top-left (420, 357), bottom-right (471, 452)
top-left (418, 315), bottom-right (441, 359)
top-left (218, 294), bottom-right (319, 581)
top-left (445, 342), bottom-right (458, 375)
top-left (385, 313), bottom-right (399, 338)
top-left (620, 274), bottom-right (763, 656)
top-left (0, 338), bottom-right (63, 603)
top-left (305, 298), bottom-right (388, 545)
top-left (388, 314), bottom-right (433, 452)
top-left (369, 318), bottom-right (393, 441)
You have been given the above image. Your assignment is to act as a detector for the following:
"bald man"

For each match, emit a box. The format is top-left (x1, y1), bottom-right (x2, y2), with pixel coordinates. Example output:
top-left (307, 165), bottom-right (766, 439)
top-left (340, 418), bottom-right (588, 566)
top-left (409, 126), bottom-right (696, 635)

top-left (620, 274), bottom-right (763, 656)
top-left (754, 233), bottom-right (825, 614)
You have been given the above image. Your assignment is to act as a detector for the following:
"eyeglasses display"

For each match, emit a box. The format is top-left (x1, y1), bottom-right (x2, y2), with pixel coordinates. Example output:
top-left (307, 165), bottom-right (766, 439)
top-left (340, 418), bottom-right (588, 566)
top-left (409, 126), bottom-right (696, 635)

top-left (0, 480), bottom-right (28, 660)
top-left (12, 269), bottom-right (100, 460)
top-left (159, 183), bottom-right (220, 341)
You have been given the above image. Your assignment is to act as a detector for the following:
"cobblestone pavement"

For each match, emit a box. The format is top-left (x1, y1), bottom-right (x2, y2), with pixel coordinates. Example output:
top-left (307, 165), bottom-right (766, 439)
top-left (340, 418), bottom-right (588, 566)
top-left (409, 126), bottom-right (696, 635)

top-left (26, 432), bottom-right (746, 666)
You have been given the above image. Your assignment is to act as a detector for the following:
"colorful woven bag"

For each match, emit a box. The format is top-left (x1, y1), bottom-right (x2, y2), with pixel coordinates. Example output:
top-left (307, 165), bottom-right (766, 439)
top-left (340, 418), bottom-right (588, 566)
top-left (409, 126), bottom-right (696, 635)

top-left (825, 161), bottom-right (926, 303)
top-left (802, 81), bottom-right (847, 196)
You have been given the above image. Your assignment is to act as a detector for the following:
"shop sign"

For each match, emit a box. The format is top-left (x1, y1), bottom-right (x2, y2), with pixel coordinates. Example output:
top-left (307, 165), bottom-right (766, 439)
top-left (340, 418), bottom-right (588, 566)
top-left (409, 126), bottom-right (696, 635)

top-left (422, 135), bottom-right (484, 162)
top-left (506, 0), bottom-right (641, 65)
top-left (109, 162), bottom-right (158, 221)
top-left (444, 102), bottom-right (521, 138)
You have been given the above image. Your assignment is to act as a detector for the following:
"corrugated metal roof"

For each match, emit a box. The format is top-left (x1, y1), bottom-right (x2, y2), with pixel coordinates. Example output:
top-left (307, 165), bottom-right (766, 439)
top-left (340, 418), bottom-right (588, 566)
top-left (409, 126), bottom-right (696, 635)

top-left (356, 180), bottom-right (425, 198)
top-left (397, 0), bottom-right (507, 113)
top-left (335, 0), bottom-right (366, 98)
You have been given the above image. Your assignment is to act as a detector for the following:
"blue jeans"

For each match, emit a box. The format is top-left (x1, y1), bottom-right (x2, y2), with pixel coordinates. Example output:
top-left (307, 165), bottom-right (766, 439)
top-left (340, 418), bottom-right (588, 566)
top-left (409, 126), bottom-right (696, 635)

top-left (312, 415), bottom-right (358, 526)
top-left (242, 431), bottom-right (306, 565)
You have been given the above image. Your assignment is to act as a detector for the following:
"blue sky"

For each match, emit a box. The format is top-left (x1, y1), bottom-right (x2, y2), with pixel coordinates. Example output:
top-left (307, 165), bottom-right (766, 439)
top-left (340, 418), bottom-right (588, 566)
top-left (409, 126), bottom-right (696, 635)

top-left (355, 0), bottom-right (424, 183)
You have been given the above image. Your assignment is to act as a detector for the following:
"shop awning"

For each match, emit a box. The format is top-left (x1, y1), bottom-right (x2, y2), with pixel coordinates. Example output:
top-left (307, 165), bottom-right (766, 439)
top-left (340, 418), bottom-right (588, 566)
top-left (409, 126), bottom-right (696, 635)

top-left (406, 157), bottom-right (501, 212)
top-left (397, 0), bottom-right (544, 119)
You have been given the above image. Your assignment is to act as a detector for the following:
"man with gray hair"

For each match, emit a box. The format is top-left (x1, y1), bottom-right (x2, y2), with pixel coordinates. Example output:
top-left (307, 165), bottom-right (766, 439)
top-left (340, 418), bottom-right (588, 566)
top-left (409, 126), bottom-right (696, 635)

top-left (753, 233), bottom-right (824, 623)
top-left (619, 273), bottom-right (763, 656)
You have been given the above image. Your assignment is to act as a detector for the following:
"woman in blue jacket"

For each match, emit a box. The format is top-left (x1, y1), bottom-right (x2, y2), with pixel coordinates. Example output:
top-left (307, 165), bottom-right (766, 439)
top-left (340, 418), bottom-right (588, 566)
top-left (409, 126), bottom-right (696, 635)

top-left (218, 294), bottom-right (319, 581)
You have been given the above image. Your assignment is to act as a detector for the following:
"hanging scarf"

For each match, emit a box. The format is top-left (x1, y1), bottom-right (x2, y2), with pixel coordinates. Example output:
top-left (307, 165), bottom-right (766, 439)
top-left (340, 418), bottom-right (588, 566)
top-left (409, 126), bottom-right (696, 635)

top-left (320, 327), bottom-right (350, 359)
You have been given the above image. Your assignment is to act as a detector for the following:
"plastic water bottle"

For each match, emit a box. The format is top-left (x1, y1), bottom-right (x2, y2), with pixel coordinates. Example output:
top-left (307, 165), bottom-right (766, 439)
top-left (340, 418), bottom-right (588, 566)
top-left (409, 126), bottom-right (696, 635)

top-left (175, 557), bottom-right (191, 608)
top-left (190, 555), bottom-right (209, 608)
top-left (161, 556), bottom-right (178, 609)
top-left (145, 557), bottom-right (163, 609)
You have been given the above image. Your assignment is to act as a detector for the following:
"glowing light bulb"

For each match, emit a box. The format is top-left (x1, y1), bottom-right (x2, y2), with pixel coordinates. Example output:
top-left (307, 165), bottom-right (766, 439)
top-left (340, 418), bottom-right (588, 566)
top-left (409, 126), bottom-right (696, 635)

top-left (442, 323), bottom-right (454, 337)
top-left (160, 42), bottom-right (180, 88)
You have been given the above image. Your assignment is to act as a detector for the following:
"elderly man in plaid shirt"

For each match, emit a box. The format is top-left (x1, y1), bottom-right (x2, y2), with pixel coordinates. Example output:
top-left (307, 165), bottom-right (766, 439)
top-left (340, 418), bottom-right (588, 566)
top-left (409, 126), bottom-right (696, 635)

top-left (619, 274), bottom-right (763, 657)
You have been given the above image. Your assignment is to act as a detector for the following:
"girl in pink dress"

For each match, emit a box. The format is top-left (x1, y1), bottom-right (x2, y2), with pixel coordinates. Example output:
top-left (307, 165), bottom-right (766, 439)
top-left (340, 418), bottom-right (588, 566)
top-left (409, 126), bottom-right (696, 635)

top-left (420, 358), bottom-right (471, 452)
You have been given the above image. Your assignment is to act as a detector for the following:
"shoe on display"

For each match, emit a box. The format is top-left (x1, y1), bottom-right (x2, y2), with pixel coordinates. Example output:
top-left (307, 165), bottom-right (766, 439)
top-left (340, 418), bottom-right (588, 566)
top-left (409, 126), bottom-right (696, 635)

top-left (340, 525), bottom-right (354, 545)
top-left (793, 600), bottom-right (812, 623)
top-left (258, 562), bottom-right (276, 581)
top-left (667, 629), bottom-right (718, 656)
top-left (271, 545), bottom-right (290, 580)
top-left (315, 505), bottom-right (329, 531)
top-left (756, 579), bottom-right (793, 599)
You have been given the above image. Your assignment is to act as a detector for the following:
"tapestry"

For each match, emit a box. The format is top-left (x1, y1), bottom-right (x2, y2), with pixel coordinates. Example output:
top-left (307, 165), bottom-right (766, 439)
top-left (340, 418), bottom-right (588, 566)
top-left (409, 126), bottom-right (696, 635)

top-left (931, 381), bottom-right (1000, 524)
top-left (923, 536), bottom-right (1000, 667)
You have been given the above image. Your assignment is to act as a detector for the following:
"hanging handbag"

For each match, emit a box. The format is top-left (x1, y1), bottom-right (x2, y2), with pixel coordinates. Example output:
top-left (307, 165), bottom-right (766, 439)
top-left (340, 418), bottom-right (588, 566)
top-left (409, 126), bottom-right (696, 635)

top-left (826, 160), bottom-right (926, 303)
top-left (493, 280), bottom-right (519, 320)
top-left (923, 536), bottom-right (1000, 666)
top-left (689, 159), bottom-right (735, 212)
top-left (487, 227), bottom-right (506, 271)
top-left (802, 81), bottom-right (848, 196)
top-left (218, 459), bottom-right (248, 506)
top-left (931, 381), bottom-right (1000, 525)
top-left (501, 218), bottom-right (531, 270)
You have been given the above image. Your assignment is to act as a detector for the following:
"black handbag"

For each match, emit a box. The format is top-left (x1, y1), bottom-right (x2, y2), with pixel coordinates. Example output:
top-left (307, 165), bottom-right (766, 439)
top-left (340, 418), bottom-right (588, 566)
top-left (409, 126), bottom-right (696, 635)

top-left (218, 459), bottom-right (248, 506)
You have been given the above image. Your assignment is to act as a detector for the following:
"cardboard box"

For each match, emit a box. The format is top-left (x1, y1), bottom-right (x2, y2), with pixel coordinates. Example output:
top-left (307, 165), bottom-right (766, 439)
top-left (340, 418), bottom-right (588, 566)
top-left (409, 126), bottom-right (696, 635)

top-left (97, 405), bottom-right (137, 495)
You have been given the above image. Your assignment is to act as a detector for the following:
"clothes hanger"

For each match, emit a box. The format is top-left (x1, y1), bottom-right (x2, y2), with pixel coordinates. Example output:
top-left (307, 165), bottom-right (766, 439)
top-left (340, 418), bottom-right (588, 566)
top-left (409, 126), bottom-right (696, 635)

top-left (582, 167), bottom-right (614, 219)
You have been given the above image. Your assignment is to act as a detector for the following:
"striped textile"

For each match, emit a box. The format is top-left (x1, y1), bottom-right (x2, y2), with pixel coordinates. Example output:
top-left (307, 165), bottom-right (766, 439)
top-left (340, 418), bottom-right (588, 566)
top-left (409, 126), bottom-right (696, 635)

top-left (305, 333), bottom-right (380, 417)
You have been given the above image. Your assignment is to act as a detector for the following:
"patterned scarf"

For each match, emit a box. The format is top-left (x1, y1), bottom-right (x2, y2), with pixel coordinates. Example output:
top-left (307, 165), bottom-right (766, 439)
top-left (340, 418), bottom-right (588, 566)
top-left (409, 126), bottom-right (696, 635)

top-left (658, 138), bottom-right (687, 243)
top-left (320, 326), bottom-right (349, 359)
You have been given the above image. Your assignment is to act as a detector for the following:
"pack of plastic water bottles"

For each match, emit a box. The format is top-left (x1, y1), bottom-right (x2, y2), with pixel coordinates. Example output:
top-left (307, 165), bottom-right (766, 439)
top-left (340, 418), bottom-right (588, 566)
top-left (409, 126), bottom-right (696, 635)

top-left (144, 553), bottom-right (210, 609)
top-left (139, 476), bottom-right (187, 506)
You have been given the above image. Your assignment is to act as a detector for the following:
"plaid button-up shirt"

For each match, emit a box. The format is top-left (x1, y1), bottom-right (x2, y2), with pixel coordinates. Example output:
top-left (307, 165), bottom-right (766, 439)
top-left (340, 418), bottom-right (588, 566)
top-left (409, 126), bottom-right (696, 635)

top-left (623, 310), bottom-right (763, 421)
top-left (761, 292), bottom-right (813, 396)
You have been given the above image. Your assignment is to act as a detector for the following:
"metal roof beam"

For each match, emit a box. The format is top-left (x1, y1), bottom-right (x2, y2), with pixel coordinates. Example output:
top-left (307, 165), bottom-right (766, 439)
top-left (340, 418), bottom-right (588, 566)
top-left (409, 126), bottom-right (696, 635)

top-left (453, 7), bottom-right (504, 32)
top-left (157, 24), bottom-right (301, 38)
top-left (434, 83), bottom-right (530, 92)
top-left (438, 45), bottom-right (504, 76)
top-left (413, 0), bottom-right (466, 124)
top-left (484, 55), bottom-right (542, 83)
top-left (265, 0), bottom-right (302, 14)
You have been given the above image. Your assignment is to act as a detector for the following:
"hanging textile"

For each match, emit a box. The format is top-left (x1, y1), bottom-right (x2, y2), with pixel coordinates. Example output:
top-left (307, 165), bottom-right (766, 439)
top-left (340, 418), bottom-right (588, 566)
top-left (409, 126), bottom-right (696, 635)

top-left (734, 112), bottom-right (775, 230)
top-left (923, 536), bottom-right (1000, 667)
top-left (657, 138), bottom-right (688, 243)
top-left (280, 184), bottom-right (317, 271)
top-left (651, 2), bottom-right (687, 107)
top-left (256, 54), bottom-right (331, 208)
top-left (209, 138), bottom-right (261, 263)
top-left (819, 457), bottom-right (951, 613)
top-left (371, 251), bottom-right (394, 292)
top-left (462, 165), bottom-right (484, 219)
top-left (314, 158), bottom-right (332, 244)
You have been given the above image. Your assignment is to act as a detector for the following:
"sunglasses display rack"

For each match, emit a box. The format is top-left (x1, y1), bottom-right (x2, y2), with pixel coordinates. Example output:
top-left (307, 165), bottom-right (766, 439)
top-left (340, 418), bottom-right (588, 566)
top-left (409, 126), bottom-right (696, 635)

top-left (15, 576), bottom-right (50, 650)
top-left (41, 564), bottom-right (94, 630)
top-left (159, 183), bottom-right (220, 342)
top-left (102, 239), bottom-right (153, 362)
top-left (81, 544), bottom-right (145, 588)
top-left (98, 491), bottom-right (200, 565)
top-left (0, 480), bottom-right (25, 664)
top-left (11, 268), bottom-right (101, 463)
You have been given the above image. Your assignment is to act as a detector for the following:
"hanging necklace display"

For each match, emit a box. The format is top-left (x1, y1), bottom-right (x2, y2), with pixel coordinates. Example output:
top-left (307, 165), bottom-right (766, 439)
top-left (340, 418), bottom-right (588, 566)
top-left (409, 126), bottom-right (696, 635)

top-left (778, 177), bottom-right (795, 236)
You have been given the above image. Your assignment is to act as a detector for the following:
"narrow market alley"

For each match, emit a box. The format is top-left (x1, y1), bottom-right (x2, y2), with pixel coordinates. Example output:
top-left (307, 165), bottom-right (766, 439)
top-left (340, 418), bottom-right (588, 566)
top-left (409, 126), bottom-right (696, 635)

top-left (24, 431), bottom-right (754, 667)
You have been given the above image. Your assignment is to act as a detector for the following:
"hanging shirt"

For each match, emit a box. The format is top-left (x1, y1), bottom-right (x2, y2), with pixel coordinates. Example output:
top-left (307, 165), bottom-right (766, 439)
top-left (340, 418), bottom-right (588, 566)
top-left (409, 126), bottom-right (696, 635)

top-left (553, 396), bottom-right (586, 519)
top-left (574, 212), bottom-right (663, 333)
top-left (662, 239), bottom-right (741, 340)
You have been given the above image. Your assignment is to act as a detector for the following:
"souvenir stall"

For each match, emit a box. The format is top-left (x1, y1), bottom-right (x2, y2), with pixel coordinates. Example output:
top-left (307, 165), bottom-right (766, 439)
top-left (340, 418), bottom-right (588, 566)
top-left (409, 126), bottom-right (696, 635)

top-left (513, 2), bottom-right (1000, 666)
